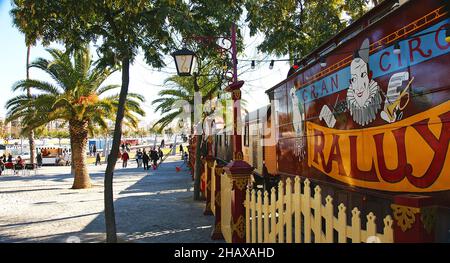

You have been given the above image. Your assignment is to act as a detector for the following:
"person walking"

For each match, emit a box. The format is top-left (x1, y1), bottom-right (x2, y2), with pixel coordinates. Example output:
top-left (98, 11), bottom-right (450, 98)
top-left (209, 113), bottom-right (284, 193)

top-left (136, 149), bottom-right (143, 168)
top-left (158, 147), bottom-right (163, 162)
top-left (179, 144), bottom-right (184, 155)
top-left (36, 152), bottom-right (42, 167)
top-left (95, 152), bottom-right (101, 166)
top-left (183, 152), bottom-right (188, 165)
top-left (143, 149), bottom-right (150, 170)
top-left (93, 144), bottom-right (97, 157)
top-left (150, 148), bottom-right (158, 169)
top-left (121, 151), bottom-right (129, 168)
top-left (63, 152), bottom-right (70, 166)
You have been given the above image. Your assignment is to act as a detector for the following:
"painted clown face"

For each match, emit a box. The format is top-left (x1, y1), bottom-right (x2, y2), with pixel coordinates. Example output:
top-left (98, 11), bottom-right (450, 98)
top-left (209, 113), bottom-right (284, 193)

top-left (349, 58), bottom-right (370, 108)
top-left (346, 38), bottom-right (382, 126)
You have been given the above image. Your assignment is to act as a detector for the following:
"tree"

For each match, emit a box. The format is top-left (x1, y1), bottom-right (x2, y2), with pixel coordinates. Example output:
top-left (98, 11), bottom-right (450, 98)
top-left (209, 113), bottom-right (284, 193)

top-left (134, 127), bottom-right (149, 140)
top-left (152, 72), bottom-right (222, 133)
top-left (161, 0), bottom-right (247, 201)
top-left (10, 0), bottom-right (250, 242)
top-left (6, 46), bottom-right (145, 189)
top-left (342, 0), bottom-right (377, 21)
top-left (10, 0), bottom-right (190, 242)
top-left (48, 130), bottom-right (70, 146)
top-left (245, 0), bottom-right (373, 61)
top-left (33, 125), bottom-right (49, 139)
top-left (10, 0), bottom-right (40, 165)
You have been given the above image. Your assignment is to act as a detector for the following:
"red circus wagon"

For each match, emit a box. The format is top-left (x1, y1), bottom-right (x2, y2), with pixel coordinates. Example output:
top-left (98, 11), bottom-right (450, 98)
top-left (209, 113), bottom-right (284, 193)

top-left (214, 0), bottom-right (450, 242)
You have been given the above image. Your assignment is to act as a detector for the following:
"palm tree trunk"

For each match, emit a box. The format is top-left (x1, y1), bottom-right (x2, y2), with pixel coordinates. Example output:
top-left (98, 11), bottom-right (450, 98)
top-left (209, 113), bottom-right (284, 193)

top-left (69, 120), bottom-right (91, 189)
top-left (26, 45), bottom-right (36, 165)
top-left (104, 55), bottom-right (130, 243)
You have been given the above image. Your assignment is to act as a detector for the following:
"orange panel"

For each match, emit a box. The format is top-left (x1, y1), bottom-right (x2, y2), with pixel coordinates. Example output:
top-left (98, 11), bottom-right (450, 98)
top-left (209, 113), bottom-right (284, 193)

top-left (264, 145), bottom-right (277, 175)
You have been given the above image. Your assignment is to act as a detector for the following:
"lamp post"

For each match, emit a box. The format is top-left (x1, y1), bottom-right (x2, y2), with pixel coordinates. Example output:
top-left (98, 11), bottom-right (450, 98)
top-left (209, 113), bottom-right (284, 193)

top-left (172, 23), bottom-right (253, 243)
top-left (171, 48), bottom-right (197, 76)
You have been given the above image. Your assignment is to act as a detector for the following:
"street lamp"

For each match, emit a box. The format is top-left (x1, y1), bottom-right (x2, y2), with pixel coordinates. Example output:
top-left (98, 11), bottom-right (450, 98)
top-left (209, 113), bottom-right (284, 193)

top-left (172, 48), bottom-right (196, 76)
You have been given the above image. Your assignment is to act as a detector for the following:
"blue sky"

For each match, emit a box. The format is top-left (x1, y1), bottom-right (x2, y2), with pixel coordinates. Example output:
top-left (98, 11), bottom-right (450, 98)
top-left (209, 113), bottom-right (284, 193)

top-left (0, 1), bottom-right (290, 124)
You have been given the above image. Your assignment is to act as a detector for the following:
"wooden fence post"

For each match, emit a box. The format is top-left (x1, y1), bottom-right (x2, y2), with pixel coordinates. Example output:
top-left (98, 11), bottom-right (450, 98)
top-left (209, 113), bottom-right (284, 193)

top-left (303, 179), bottom-right (311, 243)
top-left (270, 188), bottom-right (277, 242)
top-left (294, 177), bottom-right (302, 243)
top-left (391, 194), bottom-right (435, 243)
top-left (277, 180), bottom-right (284, 243)
top-left (263, 191), bottom-right (270, 243)
top-left (285, 178), bottom-right (292, 243)
top-left (313, 185), bottom-right (322, 243)
top-left (211, 163), bottom-right (225, 240)
top-left (251, 189), bottom-right (256, 243)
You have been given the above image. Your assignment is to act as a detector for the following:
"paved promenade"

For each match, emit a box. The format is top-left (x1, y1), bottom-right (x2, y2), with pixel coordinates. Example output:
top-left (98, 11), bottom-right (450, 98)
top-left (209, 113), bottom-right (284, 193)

top-left (0, 155), bottom-right (221, 243)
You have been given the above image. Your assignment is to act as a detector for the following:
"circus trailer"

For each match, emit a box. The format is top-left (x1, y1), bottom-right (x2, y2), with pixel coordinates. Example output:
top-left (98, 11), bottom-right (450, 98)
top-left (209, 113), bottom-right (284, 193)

top-left (264, 0), bottom-right (450, 242)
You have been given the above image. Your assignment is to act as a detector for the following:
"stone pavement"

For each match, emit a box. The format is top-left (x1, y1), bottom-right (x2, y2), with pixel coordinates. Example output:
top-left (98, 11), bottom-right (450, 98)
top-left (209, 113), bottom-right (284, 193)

top-left (0, 155), bottom-right (223, 243)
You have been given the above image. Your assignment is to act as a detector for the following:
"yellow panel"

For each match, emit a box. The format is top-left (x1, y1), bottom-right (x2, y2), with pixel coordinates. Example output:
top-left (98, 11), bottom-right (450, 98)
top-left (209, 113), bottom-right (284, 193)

top-left (306, 101), bottom-right (450, 192)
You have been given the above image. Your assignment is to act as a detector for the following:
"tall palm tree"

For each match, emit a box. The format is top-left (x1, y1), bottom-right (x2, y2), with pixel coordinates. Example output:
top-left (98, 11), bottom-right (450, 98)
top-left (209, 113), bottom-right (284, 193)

top-left (10, 0), bottom-right (39, 165)
top-left (6, 47), bottom-right (145, 189)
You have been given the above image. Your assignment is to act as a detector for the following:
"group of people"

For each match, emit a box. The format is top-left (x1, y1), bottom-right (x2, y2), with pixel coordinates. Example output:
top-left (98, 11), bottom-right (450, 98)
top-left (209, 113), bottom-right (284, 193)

top-left (0, 153), bottom-right (25, 175)
top-left (56, 149), bottom-right (71, 166)
top-left (121, 143), bottom-right (131, 152)
top-left (1, 153), bottom-right (14, 163)
top-left (120, 147), bottom-right (163, 170)
top-left (89, 144), bottom-right (97, 157)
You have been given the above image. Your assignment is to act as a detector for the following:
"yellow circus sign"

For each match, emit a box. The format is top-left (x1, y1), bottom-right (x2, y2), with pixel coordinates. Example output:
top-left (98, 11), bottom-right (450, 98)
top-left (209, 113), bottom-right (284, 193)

top-left (307, 101), bottom-right (450, 192)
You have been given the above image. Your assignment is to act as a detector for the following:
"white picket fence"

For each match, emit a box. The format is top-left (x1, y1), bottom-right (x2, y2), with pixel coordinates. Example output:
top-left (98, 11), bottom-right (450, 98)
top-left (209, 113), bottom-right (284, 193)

top-left (245, 177), bottom-right (394, 243)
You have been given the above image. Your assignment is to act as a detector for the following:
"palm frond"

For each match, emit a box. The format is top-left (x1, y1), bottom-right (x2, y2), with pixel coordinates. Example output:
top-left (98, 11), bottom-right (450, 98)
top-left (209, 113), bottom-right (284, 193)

top-left (12, 79), bottom-right (62, 95)
top-left (152, 109), bottom-right (183, 133)
top-left (97, 84), bottom-right (121, 95)
top-left (6, 46), bottom-right (145, 136)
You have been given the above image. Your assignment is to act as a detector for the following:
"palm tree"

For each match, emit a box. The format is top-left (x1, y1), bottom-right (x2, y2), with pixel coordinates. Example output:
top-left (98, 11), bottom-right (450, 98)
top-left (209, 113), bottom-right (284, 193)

top-left (152, 74), bottom-right (224, 132)
top-left (10, 0), bottom-right (39, 165)
top-left (152, 70), bottom-right (225, 200)
top-left (6, 47), bottom-right (145, 189)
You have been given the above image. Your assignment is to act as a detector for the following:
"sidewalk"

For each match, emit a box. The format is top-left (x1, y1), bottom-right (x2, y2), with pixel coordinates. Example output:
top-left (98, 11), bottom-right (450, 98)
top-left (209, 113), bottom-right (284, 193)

top-left (0, 154), bottom-right (222, 243)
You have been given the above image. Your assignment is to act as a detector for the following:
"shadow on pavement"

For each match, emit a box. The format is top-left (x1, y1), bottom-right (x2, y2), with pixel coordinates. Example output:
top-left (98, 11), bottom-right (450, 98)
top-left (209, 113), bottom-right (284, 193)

top-left (19, 157), bottom-right (221, 243)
